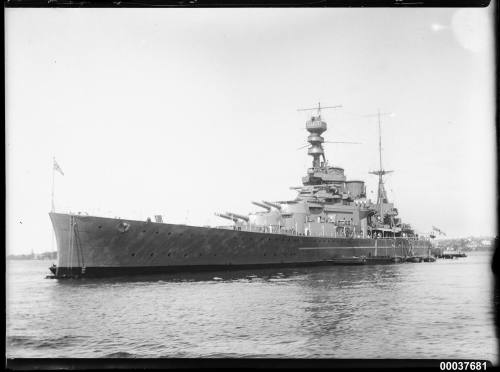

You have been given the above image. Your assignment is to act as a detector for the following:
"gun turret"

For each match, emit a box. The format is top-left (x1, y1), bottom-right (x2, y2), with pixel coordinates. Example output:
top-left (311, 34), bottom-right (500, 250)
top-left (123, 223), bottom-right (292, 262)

top-left (225, 212), bottom-right (250, 222)
top-left (215, 213), bottom-right (238, 222)
top-left (251, 201), bottom-right (271, 211)
top-left (262, 201), bottom-right (282, 210)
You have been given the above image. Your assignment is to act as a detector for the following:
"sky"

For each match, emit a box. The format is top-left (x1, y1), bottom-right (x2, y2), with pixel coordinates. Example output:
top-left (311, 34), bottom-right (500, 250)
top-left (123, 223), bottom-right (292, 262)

top-left (5, 6), bottom-right (496, 254)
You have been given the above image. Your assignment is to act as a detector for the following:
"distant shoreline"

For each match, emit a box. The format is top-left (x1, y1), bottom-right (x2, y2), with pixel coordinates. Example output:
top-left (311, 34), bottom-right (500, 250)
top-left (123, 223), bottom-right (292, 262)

top-left (7, 252), bottom-right (57, 261)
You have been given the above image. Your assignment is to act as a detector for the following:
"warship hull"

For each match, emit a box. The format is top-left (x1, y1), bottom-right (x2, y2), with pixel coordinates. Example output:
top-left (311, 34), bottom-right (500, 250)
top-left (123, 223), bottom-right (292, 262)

top-left (49, 212), bottom-right (432, 278)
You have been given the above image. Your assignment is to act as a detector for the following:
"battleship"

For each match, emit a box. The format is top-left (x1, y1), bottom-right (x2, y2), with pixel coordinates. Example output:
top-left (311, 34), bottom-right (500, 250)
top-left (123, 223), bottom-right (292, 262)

top-left (49, 104), bottom-right (433, 278)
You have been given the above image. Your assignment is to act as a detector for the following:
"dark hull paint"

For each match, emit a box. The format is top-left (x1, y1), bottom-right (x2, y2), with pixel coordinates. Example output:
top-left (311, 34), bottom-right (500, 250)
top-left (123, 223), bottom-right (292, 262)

top-left (49, 260), bottom-right (375, 278)
top-left (49, 212), bottom-right (433, 278)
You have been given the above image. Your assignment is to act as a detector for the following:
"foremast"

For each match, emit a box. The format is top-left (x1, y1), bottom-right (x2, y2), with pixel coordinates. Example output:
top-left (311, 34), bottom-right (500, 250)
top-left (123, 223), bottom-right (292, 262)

top-left (298, 102), bottom-right (345, 186)
top-left (299, 102), bottom-right (342, 169)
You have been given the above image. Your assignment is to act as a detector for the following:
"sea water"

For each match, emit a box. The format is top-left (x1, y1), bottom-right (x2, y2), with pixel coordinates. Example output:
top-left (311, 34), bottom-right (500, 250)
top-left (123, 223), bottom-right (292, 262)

top-left (6, 251), bottom-right (498, 363)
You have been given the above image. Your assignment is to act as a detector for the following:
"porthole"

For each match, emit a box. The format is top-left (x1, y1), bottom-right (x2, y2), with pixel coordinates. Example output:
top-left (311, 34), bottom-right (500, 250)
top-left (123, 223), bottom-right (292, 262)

top-left (98, 226), bottom-right (102, 229)
top-left (168, 232), bottom-right (172, 235)
top-left (131, 253), bottom-right (135, 257)
top-left (142, 230), bottom-right (146, 233)
top-left (156, 231), bottom-right (159, 234)
top-left (167, 253), bottom-right (171, 256)
top-left (150, 253), bottom-right (154, 257)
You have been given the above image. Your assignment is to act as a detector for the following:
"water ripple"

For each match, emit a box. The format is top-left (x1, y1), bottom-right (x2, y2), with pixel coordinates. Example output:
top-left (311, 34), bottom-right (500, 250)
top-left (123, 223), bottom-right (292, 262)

top-left (6, 253), bottom-right (498, 363)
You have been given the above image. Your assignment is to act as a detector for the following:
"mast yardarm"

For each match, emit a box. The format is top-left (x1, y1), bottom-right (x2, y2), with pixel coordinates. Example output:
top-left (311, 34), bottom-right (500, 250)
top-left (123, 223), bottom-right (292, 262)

top-left (366, 109), bottom-right (394, 205)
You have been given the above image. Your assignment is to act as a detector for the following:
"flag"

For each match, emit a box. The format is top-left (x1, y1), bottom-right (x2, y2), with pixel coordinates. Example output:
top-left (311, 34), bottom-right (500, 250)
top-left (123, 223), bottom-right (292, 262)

top-left (53, 158), bottom-right (64, 176)
top-left (432, 226), bottom-right (446, 236)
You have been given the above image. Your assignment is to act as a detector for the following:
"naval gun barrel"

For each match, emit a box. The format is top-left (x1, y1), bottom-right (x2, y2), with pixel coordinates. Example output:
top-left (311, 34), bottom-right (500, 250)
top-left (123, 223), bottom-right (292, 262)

top-left (290, 184), bottom-right (340, 191)
top-left (225, 212), bottom-right (249, 222)
top-left (262, 201), bottom-right (282, 211)
top-left (215, 213), bottom-right (238, 222)
top-left (251, 201), bottom-right (271, 211)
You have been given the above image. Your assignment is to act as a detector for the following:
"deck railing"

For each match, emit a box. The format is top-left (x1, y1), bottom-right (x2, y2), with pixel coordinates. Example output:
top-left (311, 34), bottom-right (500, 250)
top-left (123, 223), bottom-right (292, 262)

top-left (213, 224), bottom-right (426, 241)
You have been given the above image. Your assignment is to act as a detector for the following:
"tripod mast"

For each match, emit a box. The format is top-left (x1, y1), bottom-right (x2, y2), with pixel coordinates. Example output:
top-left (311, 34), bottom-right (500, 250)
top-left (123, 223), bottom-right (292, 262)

top-left (365, 109), bottom-right (393, 205)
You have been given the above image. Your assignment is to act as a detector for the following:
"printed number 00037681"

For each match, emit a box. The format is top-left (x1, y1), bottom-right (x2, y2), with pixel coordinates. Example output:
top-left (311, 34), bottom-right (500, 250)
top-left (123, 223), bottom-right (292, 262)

top-left (440, 362), bottom-right (488, 370)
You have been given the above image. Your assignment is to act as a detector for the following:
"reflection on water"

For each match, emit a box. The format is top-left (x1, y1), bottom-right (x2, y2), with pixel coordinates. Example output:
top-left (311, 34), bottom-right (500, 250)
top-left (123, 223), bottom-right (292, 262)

top-left (6, 253), bottom-right (498, 363)
top-left (53, 266), bottom-right (324, 285)
top-left (49, 263), bottom-right (403, 287)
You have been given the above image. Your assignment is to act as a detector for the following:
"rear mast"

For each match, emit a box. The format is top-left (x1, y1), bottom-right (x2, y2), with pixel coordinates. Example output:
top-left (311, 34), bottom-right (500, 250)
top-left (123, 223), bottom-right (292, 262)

top-left (366, 109), bottom-right (393, 206)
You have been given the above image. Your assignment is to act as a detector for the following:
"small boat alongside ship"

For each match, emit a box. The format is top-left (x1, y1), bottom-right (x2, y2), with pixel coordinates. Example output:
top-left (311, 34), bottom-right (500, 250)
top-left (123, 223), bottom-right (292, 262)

top-left (423, 256), bottom-right (437, 262)
top-left (405, 256), bottom-right (423, 263)
top-left (438, 250), bottom-right (467, 259)
top-left (328, 256), bottom-right (367, 265)
top-left (48, 104), bottom-right (437, 279)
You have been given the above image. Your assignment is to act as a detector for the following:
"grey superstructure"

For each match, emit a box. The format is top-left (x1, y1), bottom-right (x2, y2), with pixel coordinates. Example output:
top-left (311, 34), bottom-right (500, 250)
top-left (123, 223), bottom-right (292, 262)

top-left (216, 104), bottom-right (416, 240)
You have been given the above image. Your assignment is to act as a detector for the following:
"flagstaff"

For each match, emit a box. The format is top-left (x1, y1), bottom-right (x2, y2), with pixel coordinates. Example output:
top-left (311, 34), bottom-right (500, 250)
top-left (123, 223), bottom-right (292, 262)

top-left (51, 157), bottom-right (55, 212)
top-left (51, 157), bottom-right (64, 212)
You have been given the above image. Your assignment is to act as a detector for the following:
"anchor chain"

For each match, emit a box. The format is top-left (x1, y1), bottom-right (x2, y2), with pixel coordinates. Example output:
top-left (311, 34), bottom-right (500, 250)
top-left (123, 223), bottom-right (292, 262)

top-left (66, 215), bottom-right (86, 278)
